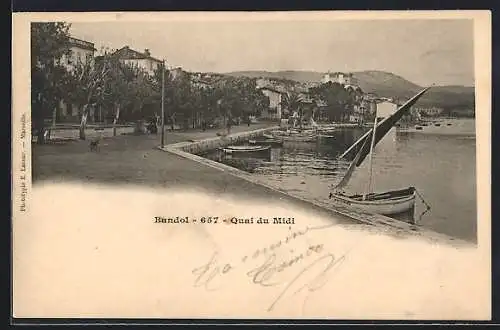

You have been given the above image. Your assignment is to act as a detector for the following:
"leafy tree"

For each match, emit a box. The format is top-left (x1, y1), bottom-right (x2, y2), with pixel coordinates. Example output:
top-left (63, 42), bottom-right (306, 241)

top-left (127, 68), bottom-right (157, 121)
top-left (280, 92), bottom-right (304, 127)
top-left (64, 56), bottom-right (109, 139)
top-left (96, 53), bottom-right (138, 135)
top-left (31, 22), bottom-right (71, 144)
top-left (309, 82), bottom-right (357, 122)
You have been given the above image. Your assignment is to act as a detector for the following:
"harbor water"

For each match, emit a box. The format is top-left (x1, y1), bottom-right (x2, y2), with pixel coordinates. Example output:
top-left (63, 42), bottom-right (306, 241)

top-left (201, 119), bottom-right (477, 242)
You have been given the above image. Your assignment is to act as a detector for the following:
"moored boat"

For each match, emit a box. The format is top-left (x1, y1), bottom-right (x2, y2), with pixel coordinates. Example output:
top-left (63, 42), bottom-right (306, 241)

top-left (318, 133), bottom-right (335, 139)
top-left (262, 132), bottom-right (275, 139)
top-left (248, 137), bottom-right (284, 147)
top-left (330, 86), bottom-right (432, 216)
top-left (268, 129), bottom-right (318, 142)
top-left (329, 187), bottom-right (416, 215)
top-left (221, 145), bottom-right (271, 154)
top-left (282, 134), bottom-right (317, 142)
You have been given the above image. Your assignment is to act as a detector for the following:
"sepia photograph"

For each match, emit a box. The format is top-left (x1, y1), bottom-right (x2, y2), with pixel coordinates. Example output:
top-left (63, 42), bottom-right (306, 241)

top-left (12, 11), bottom-right (491, 321)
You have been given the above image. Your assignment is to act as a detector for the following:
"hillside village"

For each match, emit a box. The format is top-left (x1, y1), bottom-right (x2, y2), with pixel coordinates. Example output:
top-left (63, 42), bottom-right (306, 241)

top-left (32, 25), bottom-right (475, 143)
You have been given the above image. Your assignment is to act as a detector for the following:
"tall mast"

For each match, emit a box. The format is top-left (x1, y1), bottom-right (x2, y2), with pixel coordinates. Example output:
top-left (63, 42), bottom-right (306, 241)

top-left (363, 115), bottom-right (378, 200)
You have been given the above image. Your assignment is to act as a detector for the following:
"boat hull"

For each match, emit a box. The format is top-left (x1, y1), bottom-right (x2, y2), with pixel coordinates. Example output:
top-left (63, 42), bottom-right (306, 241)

top-left (220, 145), bottom-right (271, 155)
top-left (219, 146), bottom-right (271, 158)
top-left (248, 138), bottom-right (284, 147)
top-left (318, 134), bottom-right (335, 139)
top-left (282, 135), bottom-right (317, 142)
top-left (329, 187), bottom-right (416, 215)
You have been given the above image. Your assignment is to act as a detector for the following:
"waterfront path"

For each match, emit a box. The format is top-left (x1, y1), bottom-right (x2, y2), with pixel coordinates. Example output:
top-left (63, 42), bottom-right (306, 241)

top-left (34, 123), bottom-right (368, 227)
top-left (33, 123), bottom-right (472, 247)
top-left (34, 123), bottom-right (347, 219)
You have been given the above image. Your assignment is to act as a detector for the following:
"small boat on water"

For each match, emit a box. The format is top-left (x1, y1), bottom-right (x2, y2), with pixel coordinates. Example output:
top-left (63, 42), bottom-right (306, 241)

top-left (330, 187), bottom-right (417, 215)
top-left (317, 127), bottom-right (336, 134)
top-left (248, 137), bottom-right (284, 147)
top-left (329, 86), bottom-right (432, 216)
top-left (268, 129), bottom-right (318, 143)
top-left (282, 133), bottom-right (317, 143)
top-left (221, 145), bottom-right (271, 154)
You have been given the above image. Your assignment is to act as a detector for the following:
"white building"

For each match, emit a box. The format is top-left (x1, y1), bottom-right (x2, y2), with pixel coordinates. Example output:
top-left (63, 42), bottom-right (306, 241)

top-left (321, 72), bottom-right (356, 85)
top-left (375, 100), bottom-right (398, 148)
top-left (258, 87), bottom-right (284, 119)
top-left (58, 36), bottom-right (96, 71)
top-left (113, 46), bottom-right (163, 75)
top-left (414, 107), bottom-right (444, 117)
top-left (58, 36), bottom-right (97, 121)
top-left (376, 100), bottom-right (398, 120)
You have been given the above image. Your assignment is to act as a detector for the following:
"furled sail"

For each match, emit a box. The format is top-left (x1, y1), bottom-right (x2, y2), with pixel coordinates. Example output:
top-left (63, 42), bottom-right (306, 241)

top-left (339, 86), bottom-right (431, 165)
top-left (333, 137), bottom-right (369, 191)
top-left (333, 86), bottom-right (432, 190)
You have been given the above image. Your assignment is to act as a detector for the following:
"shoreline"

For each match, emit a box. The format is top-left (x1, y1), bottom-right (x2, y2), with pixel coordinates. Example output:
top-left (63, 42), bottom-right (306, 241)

top-left (161, 127), bottom-right (473, 248)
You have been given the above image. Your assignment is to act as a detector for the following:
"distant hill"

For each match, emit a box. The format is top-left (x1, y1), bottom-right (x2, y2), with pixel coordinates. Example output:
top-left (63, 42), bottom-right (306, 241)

top-left (224, 70), bottom-right (475, 110)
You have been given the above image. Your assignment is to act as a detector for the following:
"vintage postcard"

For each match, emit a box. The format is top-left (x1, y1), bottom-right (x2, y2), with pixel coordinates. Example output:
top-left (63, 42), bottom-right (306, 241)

top-left (12, 11), bottom-right (491, 320)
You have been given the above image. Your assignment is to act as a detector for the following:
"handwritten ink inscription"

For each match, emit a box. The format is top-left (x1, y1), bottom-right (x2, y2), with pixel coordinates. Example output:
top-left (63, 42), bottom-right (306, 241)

top-left (191, 224), bottom-right (351, 312)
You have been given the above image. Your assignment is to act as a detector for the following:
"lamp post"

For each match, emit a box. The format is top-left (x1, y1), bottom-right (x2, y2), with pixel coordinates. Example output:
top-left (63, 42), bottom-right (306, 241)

top-left (160, 59), bottom-right (166, 148)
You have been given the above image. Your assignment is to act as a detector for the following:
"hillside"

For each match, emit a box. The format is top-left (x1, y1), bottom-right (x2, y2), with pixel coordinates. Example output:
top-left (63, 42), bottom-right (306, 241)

top-left (224, 70), bottom-right (475, 110)
top-left (224, 70), bottom-right (323, 82)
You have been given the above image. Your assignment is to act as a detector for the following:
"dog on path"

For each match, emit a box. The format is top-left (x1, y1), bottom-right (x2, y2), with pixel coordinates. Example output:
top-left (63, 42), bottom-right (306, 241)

top-left (89, 136), bottom-right (101, 152)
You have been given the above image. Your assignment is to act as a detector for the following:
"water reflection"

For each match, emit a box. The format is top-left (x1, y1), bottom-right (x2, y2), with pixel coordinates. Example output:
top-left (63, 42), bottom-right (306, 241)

top-left (199, 120), bottom-right (477, 242)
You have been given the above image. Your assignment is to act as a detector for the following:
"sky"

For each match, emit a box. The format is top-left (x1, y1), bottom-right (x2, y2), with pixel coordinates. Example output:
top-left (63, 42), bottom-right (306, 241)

top-left (69, 18), bottom-right (474, 87)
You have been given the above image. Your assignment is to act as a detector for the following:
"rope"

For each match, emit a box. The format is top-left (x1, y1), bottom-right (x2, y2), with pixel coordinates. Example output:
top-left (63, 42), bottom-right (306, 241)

top-left (414, 188), bottom-right (431, 223)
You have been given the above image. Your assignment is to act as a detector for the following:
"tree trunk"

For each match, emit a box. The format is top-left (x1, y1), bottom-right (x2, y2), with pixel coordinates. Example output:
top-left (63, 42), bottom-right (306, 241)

top-left (112, 104), bottom-right (120, 136)
top-left (37, 127), bottom-right (46, 145)
top-left (33, 99), bottom-right (46, 144)
top-left (79, 105), bottom-right (89, 140)
top-left (52, 106), bottom-right (57, 128)
top-left (170, 113), bottom-right (175, 131)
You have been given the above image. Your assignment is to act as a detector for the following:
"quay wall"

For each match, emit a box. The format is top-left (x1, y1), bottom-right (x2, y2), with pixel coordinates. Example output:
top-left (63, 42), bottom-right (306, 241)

top-left (162, 127), bottom-right (472, 248)
top-left (41, 126), bottom-right (136, 141)
top-left (176, 126), bottom-right (279, 154)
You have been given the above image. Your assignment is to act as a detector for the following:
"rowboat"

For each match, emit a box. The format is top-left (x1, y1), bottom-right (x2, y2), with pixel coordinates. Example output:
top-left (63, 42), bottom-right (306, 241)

top-left (329, 86), bottom-right (432, 216)
top-left (263, 132), bottom-right (275, 139)
top-left (282, 134), bottom-right (317, 142)
top-left (267, 129), bottom-right (318, 143)
top-left (248, 137), bottom-right (284, 147)
top-left (221, 145), bottom-right (271, 154)
top-left (318, 128), bottom-right (336, 134)
top-left (329, 187), bottom-right (416, 215)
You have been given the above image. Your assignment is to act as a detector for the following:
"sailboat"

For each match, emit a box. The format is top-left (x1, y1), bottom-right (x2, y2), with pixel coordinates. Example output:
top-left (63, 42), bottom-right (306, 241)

top-left (328, 86), bottom-right (432, 215)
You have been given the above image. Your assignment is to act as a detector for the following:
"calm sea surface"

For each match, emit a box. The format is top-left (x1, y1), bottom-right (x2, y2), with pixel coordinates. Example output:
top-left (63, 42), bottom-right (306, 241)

top-left (202, 119), bottom-right (477, 242)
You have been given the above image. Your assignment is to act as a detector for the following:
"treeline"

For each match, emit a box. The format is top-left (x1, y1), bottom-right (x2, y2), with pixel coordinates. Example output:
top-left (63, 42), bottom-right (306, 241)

top-left (31, 22), bottom-right (270, 144)
top-left (308, 82), bottom-right (364, 122)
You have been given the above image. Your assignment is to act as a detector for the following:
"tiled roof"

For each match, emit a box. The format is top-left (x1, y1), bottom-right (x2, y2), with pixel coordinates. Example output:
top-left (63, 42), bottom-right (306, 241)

top-left (113, 46), bottom-right (163, 63)
top-left (67, 36), bottom-right (96, 51)
top-left (259, 86), bottom-right (287, 94)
